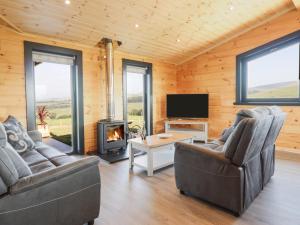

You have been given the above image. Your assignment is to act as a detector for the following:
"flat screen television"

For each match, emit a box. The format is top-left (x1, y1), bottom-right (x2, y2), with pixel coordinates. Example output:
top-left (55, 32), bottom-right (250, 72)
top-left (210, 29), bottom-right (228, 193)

top-left (167, 94), bottom-right (208, 118)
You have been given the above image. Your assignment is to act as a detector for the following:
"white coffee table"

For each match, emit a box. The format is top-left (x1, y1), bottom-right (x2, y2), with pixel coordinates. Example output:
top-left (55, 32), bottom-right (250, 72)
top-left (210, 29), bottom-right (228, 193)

top-left (127, 133), bottom-right (193, 176)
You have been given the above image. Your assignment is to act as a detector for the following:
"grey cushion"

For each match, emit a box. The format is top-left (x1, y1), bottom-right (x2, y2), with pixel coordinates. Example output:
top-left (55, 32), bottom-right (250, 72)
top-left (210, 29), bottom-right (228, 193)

top-left (221, 107), bottom-right (271, 153)
top-left (0, 123), bottom-right (7, 147)
top-left (268, 106), bottom-right (282, 115)
top-left (20, 150), bottom-right (48, 166)
top-left (0, 147), bottom-right (18, 186)
top-left (233, 107), bottom-right (269, 127)
top-left (232, 115), bottom-right (273, 166)
top-left (35, 142), bottom-right (66, 159)
top-left (220, 126), bottom-right (234, 142)
top-left (50, 155), bottom-right (77, 166)
top-left (30, 161), bottom-right (56, 174)
top-left (0, 123), bottom-right (32, 178)
top-left (3, 116), bottom-right (35, 153)
top-left (219, 107), bottom-right (268, 142)
top-left (3, 143), bottom-right (32, 178)
top-left (224, 119), bottom-right (249, 160)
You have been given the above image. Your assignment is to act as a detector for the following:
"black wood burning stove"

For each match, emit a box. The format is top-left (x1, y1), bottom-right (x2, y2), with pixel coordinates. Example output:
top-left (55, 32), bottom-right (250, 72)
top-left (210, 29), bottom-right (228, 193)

top-left (97, 38), bottom-right (130, 163)
top-left (97, 120), bottom-right (126, 155)
top-left (97, 38), bottom-right (126, 162)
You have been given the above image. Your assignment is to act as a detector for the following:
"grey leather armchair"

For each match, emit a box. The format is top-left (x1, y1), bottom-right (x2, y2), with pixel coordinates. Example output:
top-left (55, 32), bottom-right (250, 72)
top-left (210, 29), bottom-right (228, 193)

top-left (0, 130), bottom-right (101, 225)
top-left (174, 106), bottom-right (285, 215)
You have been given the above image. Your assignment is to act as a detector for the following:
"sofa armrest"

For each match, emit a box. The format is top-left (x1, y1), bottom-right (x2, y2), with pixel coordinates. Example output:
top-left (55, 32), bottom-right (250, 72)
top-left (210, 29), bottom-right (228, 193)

top-left (175, 142), bottom-right (240, 177)
top-left (174, 142), bottom-right (244, 215)
top-left (10, 156), bottom-right (99, 194)
top-left (175, 141), bottom-right (228, 162)
top-left (27, 130), bottom-right (42, 143)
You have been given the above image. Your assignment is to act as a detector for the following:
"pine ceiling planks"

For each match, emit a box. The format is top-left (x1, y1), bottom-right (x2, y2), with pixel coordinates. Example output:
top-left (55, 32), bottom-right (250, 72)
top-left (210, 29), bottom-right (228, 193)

top-left (0, 0), bottom-right (295, 64)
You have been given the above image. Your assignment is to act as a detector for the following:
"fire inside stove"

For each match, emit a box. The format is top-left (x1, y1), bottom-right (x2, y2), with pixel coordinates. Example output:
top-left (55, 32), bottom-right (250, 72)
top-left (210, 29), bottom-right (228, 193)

top-left (106, 125), bottom-right (124, 143)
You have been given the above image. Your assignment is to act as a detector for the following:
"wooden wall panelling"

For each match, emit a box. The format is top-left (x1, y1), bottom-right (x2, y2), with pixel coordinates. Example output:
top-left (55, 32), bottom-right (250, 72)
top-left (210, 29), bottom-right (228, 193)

top-left (176, 9), bottom-right (300, 150)
top-left (0, 25), bottom-right (176, 153)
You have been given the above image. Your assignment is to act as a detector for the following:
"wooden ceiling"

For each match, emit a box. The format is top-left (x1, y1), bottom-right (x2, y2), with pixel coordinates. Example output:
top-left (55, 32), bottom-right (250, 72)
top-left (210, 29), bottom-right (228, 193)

top-left (0, 0), bottom-right (297, 64)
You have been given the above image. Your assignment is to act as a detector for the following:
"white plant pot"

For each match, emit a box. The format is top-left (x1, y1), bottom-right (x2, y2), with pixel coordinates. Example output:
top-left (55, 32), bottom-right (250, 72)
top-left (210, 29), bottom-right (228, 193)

top-left (37, 124), bottom-right (50, 138)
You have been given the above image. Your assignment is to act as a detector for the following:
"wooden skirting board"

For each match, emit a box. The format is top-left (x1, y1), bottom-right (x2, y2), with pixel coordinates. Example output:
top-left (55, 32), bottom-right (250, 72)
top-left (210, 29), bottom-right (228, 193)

top-left (276, 147), bottom-right (300, 162)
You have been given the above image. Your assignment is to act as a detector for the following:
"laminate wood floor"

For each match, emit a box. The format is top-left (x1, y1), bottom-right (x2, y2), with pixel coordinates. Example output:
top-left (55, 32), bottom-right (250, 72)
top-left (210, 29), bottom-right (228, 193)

top-left (94, 159), bottom-right (300, 225)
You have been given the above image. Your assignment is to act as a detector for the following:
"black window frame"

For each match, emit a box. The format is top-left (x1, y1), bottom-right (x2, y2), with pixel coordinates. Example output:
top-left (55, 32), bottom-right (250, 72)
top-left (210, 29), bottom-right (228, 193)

top-left (24, 41), bottom-right (85, 154)
top-left (122, 59), bottom-right (153, 135)
top-left (236, 30), bottom-right (300, 106)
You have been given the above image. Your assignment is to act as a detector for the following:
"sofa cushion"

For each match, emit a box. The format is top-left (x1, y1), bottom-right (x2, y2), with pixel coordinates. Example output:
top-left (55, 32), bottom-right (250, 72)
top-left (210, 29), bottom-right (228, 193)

top-left (233, 116), bottom-right (272, 166)
top-left (30, 161), bottom-right (56, 174)
top-left (219, 107), bottom-right (270, 145)
top-left (51, 155), bottom-right (77, 166)
top-left (268, 106), bottom-right (282, 115)
top-left (219, 126), bottom-right (234, 142)
top-left (35, 142), bottom-right (66, 159)
top-left (218, 108), bottom-right (259, 142)
top-left (3, 116), bottom-right (35, 153)
top-left (0, 147), bottom-right (18, 186)
top-left (224, 119), bottom-right (249, 160)
top-left (20, 150), bottom-right (48, 166)
top-left (0, 123), bottom-right (32, 178)
top-left (0, 123), bottom-right (7, 147)
top-left (233, 107), bottom-right (270, 127)
top-left (3, 143), bottom-right (32, 178)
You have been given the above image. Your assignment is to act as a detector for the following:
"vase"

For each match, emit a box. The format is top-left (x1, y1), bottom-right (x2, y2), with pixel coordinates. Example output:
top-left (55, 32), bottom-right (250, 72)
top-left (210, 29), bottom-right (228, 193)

top-left (37, 124), bottom-right (50, 138)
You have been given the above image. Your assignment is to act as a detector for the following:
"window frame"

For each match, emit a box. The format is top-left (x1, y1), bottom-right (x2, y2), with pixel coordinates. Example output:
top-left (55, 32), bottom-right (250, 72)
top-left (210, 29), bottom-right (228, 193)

top-left (24, 41), bottom-right (85, 154)
top-left (236, 30), bottom-right (300, 106)
top-left (122, 59), bottom-right (153, 135)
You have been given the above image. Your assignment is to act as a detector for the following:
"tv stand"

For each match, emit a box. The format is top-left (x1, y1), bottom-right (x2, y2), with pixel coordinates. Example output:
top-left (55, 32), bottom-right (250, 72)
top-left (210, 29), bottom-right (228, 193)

top-left (165, 120), bottom-right (208, 143)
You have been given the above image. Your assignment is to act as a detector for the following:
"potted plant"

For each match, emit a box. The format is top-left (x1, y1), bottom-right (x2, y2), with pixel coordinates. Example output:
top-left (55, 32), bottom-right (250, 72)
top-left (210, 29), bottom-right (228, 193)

top-left (128, 122), bottom-right (147, 140)
top-left (36, 106), bottom-right (50, 138)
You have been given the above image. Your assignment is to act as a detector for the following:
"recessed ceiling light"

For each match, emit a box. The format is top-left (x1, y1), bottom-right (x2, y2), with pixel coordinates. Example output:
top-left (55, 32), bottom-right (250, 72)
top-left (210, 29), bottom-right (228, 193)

top-left (65, 0), bottom-right (71, 5)
top-left (176, 39), bottom-right (181, 43)
top-left (229, 4), bottom-right (234, 11)
top-left (135, 24), bottom-right (139, 28)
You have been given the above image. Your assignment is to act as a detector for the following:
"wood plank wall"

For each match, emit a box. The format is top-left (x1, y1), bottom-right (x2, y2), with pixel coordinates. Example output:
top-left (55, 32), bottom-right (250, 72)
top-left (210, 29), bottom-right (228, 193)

top-left (0, 25), bottom-right (177, 153)
top-left (176, 9), bottom-right (300, 150)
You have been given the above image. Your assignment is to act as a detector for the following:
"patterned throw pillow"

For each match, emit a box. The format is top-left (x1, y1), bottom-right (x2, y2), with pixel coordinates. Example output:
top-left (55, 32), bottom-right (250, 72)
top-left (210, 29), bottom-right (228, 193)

top-left (3, 116), bottom-right (35, 153)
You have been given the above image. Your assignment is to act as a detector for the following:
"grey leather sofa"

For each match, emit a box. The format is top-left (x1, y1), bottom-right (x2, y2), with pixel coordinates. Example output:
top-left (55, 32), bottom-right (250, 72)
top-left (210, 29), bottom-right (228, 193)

top-left (0, 129), bottom-right (101, 225)
top-left (174, 106), bottom-right (285, 216)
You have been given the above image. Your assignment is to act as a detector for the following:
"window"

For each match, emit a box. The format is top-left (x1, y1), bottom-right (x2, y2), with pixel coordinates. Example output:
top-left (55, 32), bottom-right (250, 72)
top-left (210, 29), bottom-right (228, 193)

top-left (236, 30), bottom-right (300, 105)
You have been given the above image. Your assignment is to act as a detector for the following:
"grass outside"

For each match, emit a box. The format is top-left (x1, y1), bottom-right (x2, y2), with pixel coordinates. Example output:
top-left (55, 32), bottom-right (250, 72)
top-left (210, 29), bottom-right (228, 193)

top-left (37, 100), bottom-right (144, 145)
top-left (128, 115), bottom-right (144, 127)
top-left (47, 118), bottom-right (72, 136)
top-left (248, 83), bottom-right (298, 98)
top-left (36, 100), bottom-right (72, 146)
top-left (127, 102), bottom-right (144, 128)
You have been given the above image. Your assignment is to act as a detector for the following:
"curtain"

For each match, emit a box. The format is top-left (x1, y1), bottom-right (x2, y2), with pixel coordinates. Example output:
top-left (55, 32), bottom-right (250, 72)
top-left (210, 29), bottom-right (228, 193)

top-left (32, 51), bottom-right (75, 65)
